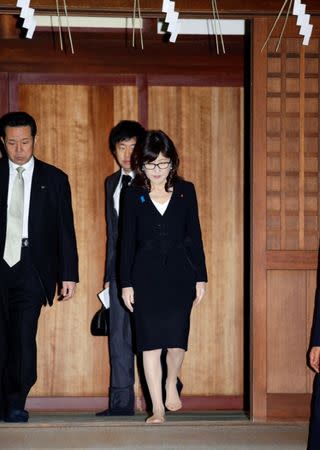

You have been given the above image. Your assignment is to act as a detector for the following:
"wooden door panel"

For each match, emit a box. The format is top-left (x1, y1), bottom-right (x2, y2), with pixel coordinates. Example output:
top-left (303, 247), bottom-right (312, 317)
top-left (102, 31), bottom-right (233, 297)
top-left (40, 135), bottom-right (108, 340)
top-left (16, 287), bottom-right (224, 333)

top-left (149, 86), bottom-right (244, 396)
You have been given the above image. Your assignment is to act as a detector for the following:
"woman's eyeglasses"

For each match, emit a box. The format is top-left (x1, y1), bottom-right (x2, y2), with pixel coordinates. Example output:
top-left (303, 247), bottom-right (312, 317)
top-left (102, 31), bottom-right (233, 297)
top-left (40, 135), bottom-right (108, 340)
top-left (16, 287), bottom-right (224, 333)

top-left (143, 161), bottom-right (171, 170)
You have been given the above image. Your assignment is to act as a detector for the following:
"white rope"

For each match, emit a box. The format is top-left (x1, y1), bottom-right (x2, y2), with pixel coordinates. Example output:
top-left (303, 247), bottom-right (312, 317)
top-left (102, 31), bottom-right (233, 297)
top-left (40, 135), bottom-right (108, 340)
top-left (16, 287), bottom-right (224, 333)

top-left (132, 0), bottom-right (144, 49)
top-left (62, 0), bottom-right (74, 54)
top-left (261, 0), bottom-right (289, 52)
top-left (213, 0), bottom-right (225, 54)
top-left (276, 0), bottom-right (293, 52)
top-left (55, 0), bottom-right (63, 51)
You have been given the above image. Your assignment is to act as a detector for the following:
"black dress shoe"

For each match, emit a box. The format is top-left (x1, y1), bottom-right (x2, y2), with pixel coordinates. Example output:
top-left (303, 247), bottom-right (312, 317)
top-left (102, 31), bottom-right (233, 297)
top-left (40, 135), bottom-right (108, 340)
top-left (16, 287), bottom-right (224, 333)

top-left (4, 409), bottom-right (29, 423)
top-left (95, 408), bottom-right (135, 417)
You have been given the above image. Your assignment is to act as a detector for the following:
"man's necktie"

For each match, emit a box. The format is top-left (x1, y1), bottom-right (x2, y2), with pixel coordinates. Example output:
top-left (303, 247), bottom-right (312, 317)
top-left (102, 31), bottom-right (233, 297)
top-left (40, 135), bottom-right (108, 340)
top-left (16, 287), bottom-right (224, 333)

top-left (119, 175), bottom-right (132, 212)
top-left (4, 167), bottom-right (25, 267)
top-left (121, 175), bottom-right (132, 190)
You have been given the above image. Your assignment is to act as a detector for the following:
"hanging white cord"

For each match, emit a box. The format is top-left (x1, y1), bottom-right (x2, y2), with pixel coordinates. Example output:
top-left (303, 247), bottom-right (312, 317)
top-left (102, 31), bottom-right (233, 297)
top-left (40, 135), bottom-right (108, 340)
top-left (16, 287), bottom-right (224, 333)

top-left (276, 0), bottom-right (293, 51)
top-left (137, 0), bottom-right (144, 50)
top-left (211, 0), bottom-right (219, 54)
top-left (261, 0), bottom-right (289, 52)
top-left (132, 0), bottom-right (137, 47)
top-left (213, 0), bottom-right (225, 54)
top-left (132, 0), bottom-right (144, 49)
top-left (55, 0), bottom-right (63, 51)
top-left (62, 0), bottom-right (74, 54)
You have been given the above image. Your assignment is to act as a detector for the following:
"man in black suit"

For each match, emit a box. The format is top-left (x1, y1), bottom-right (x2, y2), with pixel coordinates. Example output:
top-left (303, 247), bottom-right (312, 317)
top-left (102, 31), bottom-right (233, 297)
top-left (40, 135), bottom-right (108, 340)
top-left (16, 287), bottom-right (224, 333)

top-left (95, 120), bottom-right (145, 416)
top-left (0, 111), bottom-right (79, 422)
top-left (307, 291), bottom-right (320, 449)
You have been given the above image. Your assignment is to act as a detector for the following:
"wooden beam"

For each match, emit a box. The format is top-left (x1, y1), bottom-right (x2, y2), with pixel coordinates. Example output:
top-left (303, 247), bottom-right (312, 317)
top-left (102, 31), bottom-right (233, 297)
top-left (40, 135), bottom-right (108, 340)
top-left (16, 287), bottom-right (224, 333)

top-left (0, 23), bottom-right (244, 83)
top-left (0, 0), bottom-right (320, 16)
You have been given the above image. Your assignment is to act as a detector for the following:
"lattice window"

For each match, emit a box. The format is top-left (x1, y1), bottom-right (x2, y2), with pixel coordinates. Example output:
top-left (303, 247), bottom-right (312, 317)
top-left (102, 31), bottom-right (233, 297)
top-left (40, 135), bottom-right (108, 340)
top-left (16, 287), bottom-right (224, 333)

top-left (266, 38), bottom-right (320, 250)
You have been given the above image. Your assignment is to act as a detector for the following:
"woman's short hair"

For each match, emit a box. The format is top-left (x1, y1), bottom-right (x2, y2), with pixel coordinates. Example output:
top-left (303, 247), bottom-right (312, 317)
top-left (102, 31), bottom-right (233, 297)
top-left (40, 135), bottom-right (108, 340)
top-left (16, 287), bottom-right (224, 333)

top-left (132, 130), bottom-right (180, 192)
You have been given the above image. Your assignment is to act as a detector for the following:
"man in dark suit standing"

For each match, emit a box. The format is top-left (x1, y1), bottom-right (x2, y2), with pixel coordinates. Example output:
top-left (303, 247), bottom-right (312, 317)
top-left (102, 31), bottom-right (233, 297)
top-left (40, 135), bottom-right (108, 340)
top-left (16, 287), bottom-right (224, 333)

top-left (307, 291), bottom-right (320, 449)
top-left (0, 111), bottom-right (79, 423)
top-left (96, 120), bottom-right (145, 416)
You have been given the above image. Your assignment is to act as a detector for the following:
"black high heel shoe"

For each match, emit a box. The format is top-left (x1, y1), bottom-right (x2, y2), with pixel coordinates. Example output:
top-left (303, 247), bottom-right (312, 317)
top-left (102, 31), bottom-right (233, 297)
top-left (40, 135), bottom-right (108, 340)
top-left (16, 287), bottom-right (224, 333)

top-left (164, 378), bottom-right (184, 412)
top-left (177, 377), bottom-right (183, 397)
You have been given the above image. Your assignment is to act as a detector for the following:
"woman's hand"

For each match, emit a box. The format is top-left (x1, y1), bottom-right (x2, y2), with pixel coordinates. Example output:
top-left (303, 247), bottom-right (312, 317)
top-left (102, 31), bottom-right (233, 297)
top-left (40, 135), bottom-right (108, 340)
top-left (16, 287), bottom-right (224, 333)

top-left (194, 281), bottom-right (206, 305)
top-left (122, 287), bottom-right (134, 312)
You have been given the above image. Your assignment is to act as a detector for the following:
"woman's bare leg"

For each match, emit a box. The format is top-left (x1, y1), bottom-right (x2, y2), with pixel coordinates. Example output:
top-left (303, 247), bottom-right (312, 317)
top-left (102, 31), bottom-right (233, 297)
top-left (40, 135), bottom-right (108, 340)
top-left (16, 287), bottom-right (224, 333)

top-left (143, 349), bottom-right (165, 423)
top-left (165, 347), bottom-right (185, 411)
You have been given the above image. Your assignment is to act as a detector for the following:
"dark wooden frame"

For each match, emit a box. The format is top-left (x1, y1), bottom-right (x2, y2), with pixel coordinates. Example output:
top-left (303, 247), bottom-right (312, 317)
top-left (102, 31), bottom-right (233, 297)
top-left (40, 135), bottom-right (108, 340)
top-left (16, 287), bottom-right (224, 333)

top-left (0, 64), bottom-right (246, 413)
top-left (1, 0), bottom-right (320, 16)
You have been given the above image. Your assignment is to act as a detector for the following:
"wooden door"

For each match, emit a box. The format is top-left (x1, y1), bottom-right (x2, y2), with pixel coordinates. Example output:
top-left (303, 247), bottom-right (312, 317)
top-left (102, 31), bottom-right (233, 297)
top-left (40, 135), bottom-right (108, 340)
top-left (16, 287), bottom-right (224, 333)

top-left (8, 77), bottom-right (244, 411)
top-left (252, 17), bottom-right (320, 420)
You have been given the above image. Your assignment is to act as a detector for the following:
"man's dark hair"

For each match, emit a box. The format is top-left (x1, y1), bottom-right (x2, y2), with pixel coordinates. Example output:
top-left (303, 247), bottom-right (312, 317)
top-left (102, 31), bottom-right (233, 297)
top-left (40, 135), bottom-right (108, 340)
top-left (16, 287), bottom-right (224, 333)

top-left (0, 111), bottom-right (37, 138)
top-left (109, 120), bottom-right (145, 155)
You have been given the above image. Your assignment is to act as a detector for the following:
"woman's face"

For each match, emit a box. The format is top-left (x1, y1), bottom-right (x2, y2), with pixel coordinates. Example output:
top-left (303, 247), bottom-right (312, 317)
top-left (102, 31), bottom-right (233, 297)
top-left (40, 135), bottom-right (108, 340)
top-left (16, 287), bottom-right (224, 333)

top-left (143, 152), bottom-right (171, 187)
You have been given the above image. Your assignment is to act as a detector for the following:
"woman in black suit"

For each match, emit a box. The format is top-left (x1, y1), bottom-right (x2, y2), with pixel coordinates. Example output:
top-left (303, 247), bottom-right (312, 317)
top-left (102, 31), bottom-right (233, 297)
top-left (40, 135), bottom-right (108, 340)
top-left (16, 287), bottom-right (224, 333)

top-left (121, 130), bottom-right (207, 424)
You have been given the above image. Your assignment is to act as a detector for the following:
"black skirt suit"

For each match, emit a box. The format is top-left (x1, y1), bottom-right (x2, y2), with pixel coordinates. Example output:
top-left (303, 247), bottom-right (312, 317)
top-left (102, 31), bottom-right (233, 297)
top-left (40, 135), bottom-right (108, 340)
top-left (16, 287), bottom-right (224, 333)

top-left (120, 179), bottom-right (207, 353)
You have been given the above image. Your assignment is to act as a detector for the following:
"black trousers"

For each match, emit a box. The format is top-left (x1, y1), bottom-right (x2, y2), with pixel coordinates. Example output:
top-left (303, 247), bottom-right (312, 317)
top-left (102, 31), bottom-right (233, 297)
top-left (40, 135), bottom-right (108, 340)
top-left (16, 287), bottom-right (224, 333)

top-left (0, 247), bottom-right (44, 413)
top-left (308, 373), bottom-right (320, 449)
top-left (108, 280), bottom-right (135, 412)
top-left (0, 283), bottom-right (8, 418)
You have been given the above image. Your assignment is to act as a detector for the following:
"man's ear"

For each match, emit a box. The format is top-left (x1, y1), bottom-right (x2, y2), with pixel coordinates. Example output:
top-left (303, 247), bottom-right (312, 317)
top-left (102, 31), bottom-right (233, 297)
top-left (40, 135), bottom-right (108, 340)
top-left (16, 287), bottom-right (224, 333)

top-left (1, 137), bottom-right (4, 145)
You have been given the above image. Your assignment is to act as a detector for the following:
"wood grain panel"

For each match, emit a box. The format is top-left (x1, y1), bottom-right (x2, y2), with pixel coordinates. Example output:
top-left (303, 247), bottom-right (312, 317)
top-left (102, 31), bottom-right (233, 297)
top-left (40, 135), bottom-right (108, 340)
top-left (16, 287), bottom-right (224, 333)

top-left (252, 17), bottom-right (320, 421)
top-left (252, 17), bottom-right (268, 421)
top-left (267, 393), bottom-right (311, 419)
top-left (0, 72), bottom-right (8, 117)
top-left (113, 85), bottom-right (138, 173)
top-left (148, 86), bottom-right (244, 396)
top-left (266, 36), bottom-right (320, 251)
top-left (18, 84), bottom-right (115, 396)
top-left (267, 270), bottom-right (307, 393)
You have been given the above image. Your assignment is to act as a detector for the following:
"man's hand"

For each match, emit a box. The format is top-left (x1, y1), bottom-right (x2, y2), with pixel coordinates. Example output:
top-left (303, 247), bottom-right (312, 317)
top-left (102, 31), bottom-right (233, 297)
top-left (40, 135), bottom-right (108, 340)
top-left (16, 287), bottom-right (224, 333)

top-left (60, 281), bottom-right (77, 300)
top-left (310, 346), bottom-right (320, 373)
top-left (122, 287), bottom-right (134, 312)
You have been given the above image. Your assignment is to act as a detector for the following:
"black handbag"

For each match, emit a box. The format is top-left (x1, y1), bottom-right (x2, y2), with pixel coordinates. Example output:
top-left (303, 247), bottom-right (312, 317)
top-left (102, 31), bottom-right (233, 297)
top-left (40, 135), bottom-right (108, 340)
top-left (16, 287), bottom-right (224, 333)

top-left (90, 306), bottom-right (109, 336)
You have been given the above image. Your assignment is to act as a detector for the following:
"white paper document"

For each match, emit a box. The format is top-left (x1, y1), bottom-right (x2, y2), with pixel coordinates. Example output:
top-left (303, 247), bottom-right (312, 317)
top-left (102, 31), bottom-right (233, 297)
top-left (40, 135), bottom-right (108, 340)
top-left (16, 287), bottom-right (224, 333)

top-left (98, 287), bottom-right (110, 309)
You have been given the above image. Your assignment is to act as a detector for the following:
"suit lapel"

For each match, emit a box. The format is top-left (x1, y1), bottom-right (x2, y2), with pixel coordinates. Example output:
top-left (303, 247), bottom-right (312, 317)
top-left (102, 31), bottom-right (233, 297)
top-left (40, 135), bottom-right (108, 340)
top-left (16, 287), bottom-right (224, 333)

top-left (109, 170), bottom-right (121, 224)
top-left (109, 170), bottom-right (121, 195)
top-left (28, 158), bottom-right (47, 234)
top-left (0, 159), bottom-right (9, 241)
top-left (0, 158), bottom-right (9, 205)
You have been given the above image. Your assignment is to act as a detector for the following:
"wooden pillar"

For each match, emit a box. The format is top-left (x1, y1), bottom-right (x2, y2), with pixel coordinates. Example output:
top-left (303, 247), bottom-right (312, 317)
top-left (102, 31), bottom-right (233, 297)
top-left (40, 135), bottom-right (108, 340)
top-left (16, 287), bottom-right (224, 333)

top-left (0, 15), bottom-right (19, 39)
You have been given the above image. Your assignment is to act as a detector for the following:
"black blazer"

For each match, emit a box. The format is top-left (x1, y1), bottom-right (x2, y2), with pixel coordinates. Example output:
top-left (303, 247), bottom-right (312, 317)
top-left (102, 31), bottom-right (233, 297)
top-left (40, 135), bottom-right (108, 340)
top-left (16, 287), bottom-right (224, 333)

top-left (311, 289), bottom-right (320, 347)
top-left (0, 157), bottom-right (79, 305)
top-left (104, 169), bottom-right (121, 283)
top-left (120, 179), bottom-right (207, 288)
